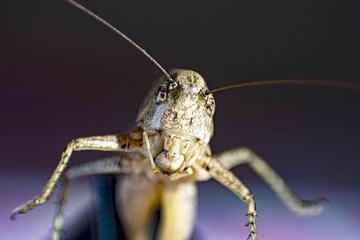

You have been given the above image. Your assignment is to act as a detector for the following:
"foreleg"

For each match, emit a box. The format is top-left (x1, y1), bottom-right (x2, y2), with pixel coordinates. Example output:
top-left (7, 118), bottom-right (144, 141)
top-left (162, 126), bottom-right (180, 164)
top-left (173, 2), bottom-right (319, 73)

top-left (11, 133), bottom-right (142, 218)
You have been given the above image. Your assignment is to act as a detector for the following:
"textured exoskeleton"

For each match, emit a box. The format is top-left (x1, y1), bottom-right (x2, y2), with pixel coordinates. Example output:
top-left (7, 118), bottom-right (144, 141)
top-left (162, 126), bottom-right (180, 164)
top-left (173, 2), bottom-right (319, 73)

top-left (12, 69), bottom-right (325, 240)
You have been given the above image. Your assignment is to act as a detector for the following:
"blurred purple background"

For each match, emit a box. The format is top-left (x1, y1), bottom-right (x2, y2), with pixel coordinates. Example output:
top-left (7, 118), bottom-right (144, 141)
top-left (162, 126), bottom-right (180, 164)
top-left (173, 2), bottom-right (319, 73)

top-left (1, 0), bottom-right (360, 239)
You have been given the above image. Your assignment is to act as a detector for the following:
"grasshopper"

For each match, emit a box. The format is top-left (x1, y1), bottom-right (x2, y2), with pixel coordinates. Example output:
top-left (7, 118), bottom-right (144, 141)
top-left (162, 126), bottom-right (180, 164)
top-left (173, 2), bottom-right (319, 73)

top-left (11, 1), bottom-right (360, 240)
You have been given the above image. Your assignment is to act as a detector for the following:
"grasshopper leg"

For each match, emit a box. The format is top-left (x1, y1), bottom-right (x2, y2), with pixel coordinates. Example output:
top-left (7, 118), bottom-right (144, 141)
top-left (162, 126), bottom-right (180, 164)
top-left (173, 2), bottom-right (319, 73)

top-left (11, 133), bottom-right (143, 218)
top-left (215, 147), bottom-right (326, 216)
top-left (201, 158), bottom-right (257, 240)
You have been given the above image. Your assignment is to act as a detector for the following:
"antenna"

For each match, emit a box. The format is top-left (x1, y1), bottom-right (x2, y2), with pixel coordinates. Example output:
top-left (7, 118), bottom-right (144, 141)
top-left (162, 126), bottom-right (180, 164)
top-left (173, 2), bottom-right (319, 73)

top-left (64, 0), bottom-right (174, 82)
top-left (208, 79), bottom-right (360, 94)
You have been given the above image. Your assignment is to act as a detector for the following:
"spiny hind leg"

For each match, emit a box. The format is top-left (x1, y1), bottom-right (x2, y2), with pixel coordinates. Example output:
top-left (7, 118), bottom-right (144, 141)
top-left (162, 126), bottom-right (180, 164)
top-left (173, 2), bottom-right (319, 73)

top-left (52, 155), bottom-right (132, 240)
top-left (215, 147), bottom-right (325, 216)
top-left (11, 132), bottom-right (142, 218)
top-left (157, 181), bottom-right (197, 240)
top-left (116, 174), bottom-right (160, 240)
top-left (200, 158), bottom-right (257, 240)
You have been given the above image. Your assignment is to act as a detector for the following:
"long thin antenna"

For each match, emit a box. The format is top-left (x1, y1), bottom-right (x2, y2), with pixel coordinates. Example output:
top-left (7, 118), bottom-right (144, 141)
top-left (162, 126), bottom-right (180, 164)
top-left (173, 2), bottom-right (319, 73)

top-left (64, 0), bottom-right (173, 82)
top-left (208, 79), bottom-right (360, 94)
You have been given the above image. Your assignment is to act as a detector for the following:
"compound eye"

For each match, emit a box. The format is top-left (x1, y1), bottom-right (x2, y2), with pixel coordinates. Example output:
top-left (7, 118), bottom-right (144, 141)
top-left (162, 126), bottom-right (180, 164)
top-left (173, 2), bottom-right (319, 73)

top-left (154, 75), bottom-right (171, 104)
top-left (154, 73), bottom-right (178, 104)
top-left (200, 89), bottom-right (216, 116)
top-left (154, 86), bottom-right (167, 103)
top-left (205, 95), bottom-right (215, 116)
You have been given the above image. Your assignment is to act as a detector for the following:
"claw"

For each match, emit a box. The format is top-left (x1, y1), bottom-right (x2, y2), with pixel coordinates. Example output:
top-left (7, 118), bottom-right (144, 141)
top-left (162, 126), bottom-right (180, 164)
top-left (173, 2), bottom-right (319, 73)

top-left (10, 206), bottom-right (26, 220)
top-left (10, 196), bottom-right (46, 220)
top-left (10, 212), bottom-right (17, 220)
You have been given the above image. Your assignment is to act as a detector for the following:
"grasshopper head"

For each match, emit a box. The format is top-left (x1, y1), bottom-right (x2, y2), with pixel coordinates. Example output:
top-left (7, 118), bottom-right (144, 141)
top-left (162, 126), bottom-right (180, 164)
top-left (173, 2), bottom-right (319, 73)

top-left (136, 69), bottom-right (215, 174)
